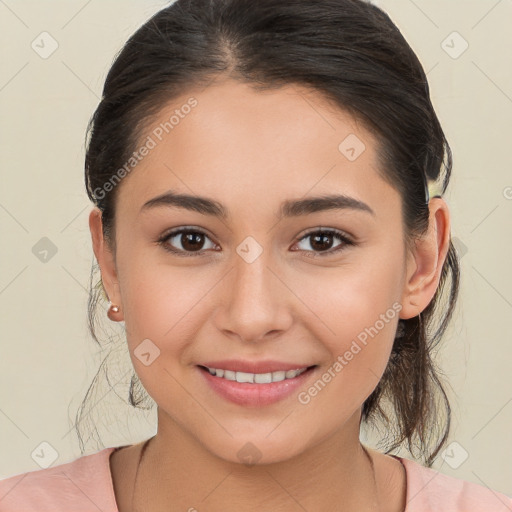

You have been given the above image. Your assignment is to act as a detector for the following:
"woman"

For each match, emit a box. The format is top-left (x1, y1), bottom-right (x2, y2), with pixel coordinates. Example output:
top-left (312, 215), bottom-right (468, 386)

top-left (1, 0), bottom-right (511, 510)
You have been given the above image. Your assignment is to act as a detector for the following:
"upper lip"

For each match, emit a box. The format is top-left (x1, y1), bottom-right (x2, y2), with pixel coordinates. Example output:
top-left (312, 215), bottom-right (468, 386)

top-left (199, 360), bottom-right (315, 374)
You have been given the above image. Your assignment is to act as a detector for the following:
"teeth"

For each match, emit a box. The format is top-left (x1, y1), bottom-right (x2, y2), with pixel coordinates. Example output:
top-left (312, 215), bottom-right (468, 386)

top-left (205, 366), bottom-right (309, 383)
top-left (224, 370), bottom-right (236, 381)
top-left (272, 370), bottom-right (286, 382)
top-left (236, 371), bottom-right (255, 383)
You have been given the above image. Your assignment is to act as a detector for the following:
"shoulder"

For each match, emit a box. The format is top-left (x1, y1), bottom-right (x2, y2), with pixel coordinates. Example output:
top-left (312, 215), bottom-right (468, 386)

top-left (399, 456), bottom-right (512, 512)
top-left (0, 446), bottom-right (120, 511)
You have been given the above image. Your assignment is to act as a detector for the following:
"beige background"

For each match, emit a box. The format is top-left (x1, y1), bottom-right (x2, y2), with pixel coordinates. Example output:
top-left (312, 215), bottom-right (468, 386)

top-left (1, 0), bottom-right (511, 498)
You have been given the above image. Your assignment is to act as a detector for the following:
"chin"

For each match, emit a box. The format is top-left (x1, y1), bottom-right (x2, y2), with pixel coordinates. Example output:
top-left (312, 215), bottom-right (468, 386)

top-left (201, 432), bottom-right (310, 467)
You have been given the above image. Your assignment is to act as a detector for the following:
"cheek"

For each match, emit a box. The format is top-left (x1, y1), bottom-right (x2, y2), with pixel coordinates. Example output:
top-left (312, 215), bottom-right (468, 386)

top-left (294, 257), bottom-right (401, 390)
top-left (297, 257), bottom-right (401, 338)
top-left (118, 254), bottom-right (218, 351)
top-left (299, 291), bottom-right (398, 425)
top-left (117, 261), bottom-right (213, 399)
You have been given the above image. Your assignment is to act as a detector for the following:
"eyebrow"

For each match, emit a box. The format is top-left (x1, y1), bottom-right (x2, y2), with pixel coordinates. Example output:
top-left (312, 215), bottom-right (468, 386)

top-left (140, 190), bottom-right (375, 219)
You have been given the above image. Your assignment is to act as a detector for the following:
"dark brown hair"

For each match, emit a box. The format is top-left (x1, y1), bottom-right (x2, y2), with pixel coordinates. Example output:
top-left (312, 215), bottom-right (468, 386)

top-left (78, 0), bottom-right (460, 467)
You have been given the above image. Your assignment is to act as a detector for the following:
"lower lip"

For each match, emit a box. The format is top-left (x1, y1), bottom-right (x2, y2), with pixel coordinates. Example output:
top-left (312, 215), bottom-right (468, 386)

top-left (197, 365), bottom-right (317, 407)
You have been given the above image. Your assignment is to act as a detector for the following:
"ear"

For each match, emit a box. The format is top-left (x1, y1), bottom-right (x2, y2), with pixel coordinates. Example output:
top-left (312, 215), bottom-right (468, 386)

top-left (89, 207), bottom-right (124, 321)
top-left (400, 198), bottom-right (451, 320)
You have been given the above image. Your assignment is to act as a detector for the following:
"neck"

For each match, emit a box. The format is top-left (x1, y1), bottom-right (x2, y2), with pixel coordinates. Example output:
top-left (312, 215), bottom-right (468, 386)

top-left (131, 408), bottom-right (380, 512)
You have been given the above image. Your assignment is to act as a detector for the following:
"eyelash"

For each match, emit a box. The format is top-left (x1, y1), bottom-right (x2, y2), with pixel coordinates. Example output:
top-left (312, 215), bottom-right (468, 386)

top-left (157, 227), bottom-right (355, 258)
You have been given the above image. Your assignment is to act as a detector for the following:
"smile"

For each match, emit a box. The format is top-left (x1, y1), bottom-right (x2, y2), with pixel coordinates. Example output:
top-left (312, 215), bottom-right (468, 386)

top-left (202, 366), bottom-right (309, 384)
top-left (197, 364), bottom-right (318, 406)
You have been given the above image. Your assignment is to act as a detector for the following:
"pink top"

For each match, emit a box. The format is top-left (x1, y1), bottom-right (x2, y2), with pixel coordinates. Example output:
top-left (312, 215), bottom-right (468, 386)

top-left (1, 446), bottom-right (511, 511)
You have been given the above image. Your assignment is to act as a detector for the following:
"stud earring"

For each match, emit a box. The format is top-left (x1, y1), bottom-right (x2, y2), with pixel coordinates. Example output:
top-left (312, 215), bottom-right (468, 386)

top-left (107, 302), bottom-right (121, 322)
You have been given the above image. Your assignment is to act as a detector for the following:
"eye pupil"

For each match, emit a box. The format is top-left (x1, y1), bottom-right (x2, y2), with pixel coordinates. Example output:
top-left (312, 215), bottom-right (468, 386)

top-left (311, 233), bottom-right (333, 251)
top-left (182, 232), bottom-right (204, 251)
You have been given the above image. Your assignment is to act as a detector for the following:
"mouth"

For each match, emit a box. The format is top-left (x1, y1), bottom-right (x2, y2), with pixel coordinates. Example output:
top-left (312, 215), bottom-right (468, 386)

top-left (196, 363), bottom-right (318, 407)
top-left (197, 364), bottom-right (317, 384)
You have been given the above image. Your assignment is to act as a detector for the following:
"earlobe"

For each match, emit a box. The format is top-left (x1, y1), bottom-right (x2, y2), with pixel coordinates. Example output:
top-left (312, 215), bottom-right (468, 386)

top-left (400, 198), bottom-right (451, 320)
top-left (88, 207), bottom-right (123, 319)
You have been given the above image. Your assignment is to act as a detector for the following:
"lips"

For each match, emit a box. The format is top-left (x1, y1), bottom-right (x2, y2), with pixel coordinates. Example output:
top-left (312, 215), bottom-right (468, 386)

top-left (197, 363), bottom-right (318, 406)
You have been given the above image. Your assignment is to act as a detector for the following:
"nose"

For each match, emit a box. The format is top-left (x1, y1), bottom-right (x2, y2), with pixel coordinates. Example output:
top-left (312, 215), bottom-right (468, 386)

top-left (213, 251), bottom-right (293, 343)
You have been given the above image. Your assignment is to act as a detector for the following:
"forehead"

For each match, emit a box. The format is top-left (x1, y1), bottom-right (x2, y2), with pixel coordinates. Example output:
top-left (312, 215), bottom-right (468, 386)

top-left (116, 79), bottom-right (396, 221)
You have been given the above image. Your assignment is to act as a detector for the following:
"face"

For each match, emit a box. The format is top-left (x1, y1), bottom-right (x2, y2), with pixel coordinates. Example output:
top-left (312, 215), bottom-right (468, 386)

top-left (90, 79), bottom-right (443, 465)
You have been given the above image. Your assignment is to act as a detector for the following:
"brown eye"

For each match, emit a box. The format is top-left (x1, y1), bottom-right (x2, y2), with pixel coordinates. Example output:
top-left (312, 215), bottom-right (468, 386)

top-left (157, 227), bottom-right (355, 258)
top-left (177, 232), bottom-right (205, 251)
top-left (294, 229), bottom-right (354, 258)
top-left (158, 228), bottom-right (217, 256)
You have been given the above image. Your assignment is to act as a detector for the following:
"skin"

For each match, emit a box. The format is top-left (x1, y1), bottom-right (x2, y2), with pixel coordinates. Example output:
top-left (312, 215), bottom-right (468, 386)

top-left (89, 79), bottom-right (451, 511)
